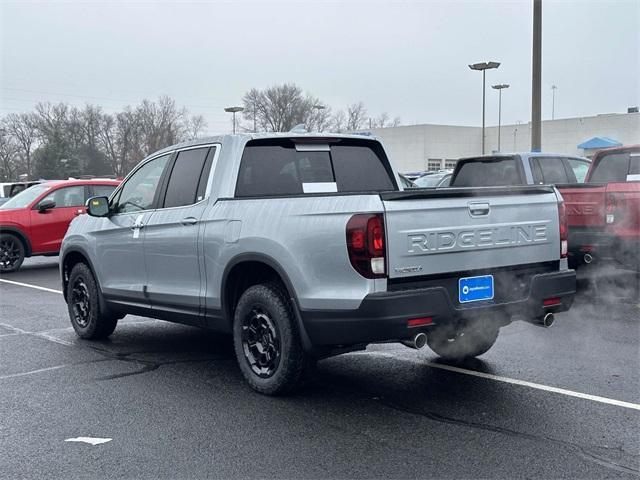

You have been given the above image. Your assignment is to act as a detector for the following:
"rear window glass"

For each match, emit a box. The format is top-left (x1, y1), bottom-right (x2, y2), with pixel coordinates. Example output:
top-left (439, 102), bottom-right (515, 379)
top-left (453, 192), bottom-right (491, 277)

top-left (628, 153), bottom-right (640, 176)
top-left (567, 158), bottom-right (590, 183)
top-left (235, 140), bottom-right (394, 197)
top-left (451, 157), bottom-right (522, 187)
top-left (588, 152), bottom-right (630, 183)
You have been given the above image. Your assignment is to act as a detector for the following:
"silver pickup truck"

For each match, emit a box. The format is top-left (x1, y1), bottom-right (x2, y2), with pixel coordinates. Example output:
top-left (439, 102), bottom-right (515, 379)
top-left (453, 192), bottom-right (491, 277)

top-left (60, 134), bottom-right (576, 395)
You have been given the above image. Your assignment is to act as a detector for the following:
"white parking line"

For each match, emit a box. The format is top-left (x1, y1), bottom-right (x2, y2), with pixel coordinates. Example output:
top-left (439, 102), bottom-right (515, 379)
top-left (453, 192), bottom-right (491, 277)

top-left (0, 279), bottom-right (63, 295)
top-left (0, 365), bottom-right (67, 380)
top-left (363, 351), bottom-right (640, 412)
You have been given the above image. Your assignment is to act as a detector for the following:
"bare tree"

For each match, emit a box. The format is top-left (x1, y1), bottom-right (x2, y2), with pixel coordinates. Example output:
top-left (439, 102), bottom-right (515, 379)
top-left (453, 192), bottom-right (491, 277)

top-left (346, 102), bottom-right (367, 131)
top-left (371, 112), bottom-right (402, 128)
top-left (242, 84), bottom-right (322, 132)
top-left (0, 130), bottom-right (20, 181)
top-left (331, 110), bottom-right (347, 132)
top-left (184, 114), bottom-right (207, 140)
top-left (2, 113), bottom-right (37, 179)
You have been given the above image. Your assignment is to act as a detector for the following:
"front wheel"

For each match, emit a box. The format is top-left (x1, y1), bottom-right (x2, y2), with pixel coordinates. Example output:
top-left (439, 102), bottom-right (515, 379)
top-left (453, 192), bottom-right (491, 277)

top-left (233, 282), bottom-right (314, 395)
top-left (67, 263), bottom-right (118, 339)
top-left (0, 233), bottom-right (25, 273)
top-left (427, 322), bottom-right (499, 361)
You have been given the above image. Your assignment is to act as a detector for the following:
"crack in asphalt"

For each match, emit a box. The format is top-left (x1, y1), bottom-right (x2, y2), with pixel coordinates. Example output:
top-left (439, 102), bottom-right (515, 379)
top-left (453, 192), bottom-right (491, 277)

top-left (323, 377), bottom-right (640, 477)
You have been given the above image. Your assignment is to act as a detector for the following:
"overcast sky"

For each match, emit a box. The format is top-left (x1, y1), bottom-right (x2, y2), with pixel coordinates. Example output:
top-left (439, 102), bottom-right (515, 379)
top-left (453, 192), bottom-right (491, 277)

top-left (1, 0), bottom-right (638, 134)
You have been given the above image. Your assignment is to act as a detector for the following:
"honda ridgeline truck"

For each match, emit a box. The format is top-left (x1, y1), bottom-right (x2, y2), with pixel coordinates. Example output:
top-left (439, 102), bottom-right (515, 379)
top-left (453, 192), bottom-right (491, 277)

top-left (60, 134), bottom-right (576, 395)
top-left (557, 145), bottom-right (640, 270)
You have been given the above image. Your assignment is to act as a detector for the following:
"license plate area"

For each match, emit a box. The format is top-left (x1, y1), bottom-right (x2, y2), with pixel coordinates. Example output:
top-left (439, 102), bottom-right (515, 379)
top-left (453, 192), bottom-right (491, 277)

top-left (458, 275), bottom-right (494, 303)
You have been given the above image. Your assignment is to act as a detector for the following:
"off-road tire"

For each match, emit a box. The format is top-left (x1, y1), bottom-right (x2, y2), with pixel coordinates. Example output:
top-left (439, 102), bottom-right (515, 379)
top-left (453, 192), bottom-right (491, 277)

top-left (0, 233), bottom-right (25, 273)
top-left (67, 263), bottom-right (118, 339)
top-left (427, 323), bottom-right (499, 361)
top-left (233, 282), bottom-right (314, 395)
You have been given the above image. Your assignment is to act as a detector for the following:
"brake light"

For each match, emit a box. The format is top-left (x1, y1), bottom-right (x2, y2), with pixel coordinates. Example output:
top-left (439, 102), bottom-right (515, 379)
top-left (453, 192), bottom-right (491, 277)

top-left (346, 213), bottom-right (386, 278)
top-left (558, 201), bottom-right (568, 258)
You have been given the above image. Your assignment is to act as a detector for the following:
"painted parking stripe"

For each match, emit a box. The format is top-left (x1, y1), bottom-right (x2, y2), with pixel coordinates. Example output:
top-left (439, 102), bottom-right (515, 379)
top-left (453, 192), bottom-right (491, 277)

top-left (364, 351), bottom-right (640, 412)
top-left (0, 279), bottom-right (62, 295)
top-left (0, 365), bottom-right (67, 380)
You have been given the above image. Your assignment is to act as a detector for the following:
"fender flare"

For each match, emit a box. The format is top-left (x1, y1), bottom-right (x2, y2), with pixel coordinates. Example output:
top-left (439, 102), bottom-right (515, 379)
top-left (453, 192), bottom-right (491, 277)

top-left (60, 247), bottom-right (104, 311)
top-left (221, 252), bottom-right (318, 354)
top-left (0, 226), bottom-right (32, 256)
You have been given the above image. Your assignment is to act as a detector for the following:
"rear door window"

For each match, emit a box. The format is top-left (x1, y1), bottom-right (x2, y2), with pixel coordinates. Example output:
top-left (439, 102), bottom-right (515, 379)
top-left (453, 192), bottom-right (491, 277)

top-left (588, 152), bottom-right (630, 183)
top-left (451, 157), bottom-right (522, 187)
top-left (163, 147), bottom-right (211, 208)
top-left (532, 157), bottom-right (571, 184)
top-left (235, 139), bottom-right (394, 197)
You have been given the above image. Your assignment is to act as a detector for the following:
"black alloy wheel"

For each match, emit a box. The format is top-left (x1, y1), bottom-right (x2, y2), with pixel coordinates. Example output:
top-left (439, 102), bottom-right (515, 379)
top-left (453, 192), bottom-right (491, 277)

top-left (70, 276), bottom-right (91, 328)
top-left (0, 234), bottom-right (25, 273)
top-left (241, 306), bottom-right (281, 378)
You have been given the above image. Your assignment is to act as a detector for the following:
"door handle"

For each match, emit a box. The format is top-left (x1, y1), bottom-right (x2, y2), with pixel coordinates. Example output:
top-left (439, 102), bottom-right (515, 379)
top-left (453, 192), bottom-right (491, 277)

top-left (131, 223), bottom-right (145, 230)
top-left (181, 217), bottom-right (198, 226)
top-left (469, 202), bottom-right (490, 217)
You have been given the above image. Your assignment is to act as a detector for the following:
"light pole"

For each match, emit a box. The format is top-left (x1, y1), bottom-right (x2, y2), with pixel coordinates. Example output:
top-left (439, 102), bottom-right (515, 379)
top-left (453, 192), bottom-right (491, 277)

top-left (469, 61), bottom-right (501, 154)
top-left (551, 85), bottom-right (558, 120)
top-left (492, 84), bottom-right (509, 152)
top-left (531, 0), bottom-right (542, 151)
top-left (224, 106), bottom-right (244, 134)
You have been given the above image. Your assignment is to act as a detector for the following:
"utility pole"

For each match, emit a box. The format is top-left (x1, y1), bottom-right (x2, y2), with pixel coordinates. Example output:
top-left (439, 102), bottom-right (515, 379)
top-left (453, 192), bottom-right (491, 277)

top-left (551, 85), bottom-right (557, 120)
top-left (492, 84), bottom-right (509, 152)
top-left (531, 0), bottom-right (542, 152)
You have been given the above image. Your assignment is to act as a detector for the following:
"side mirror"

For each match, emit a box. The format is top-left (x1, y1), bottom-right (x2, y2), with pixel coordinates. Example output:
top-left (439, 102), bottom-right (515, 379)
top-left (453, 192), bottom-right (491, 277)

top-left (37, 200), bottom-right (56, 212)
top-left (86, 196), bottom-right (110, 217)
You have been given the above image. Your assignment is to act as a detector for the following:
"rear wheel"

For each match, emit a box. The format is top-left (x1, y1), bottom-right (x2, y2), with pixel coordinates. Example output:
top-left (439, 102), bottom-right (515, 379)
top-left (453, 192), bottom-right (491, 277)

top-left (0, 233), bottom-right (25, 273)
top-left (233, 282), bottom-right (314, 395)
top-left (67, 263), bottom-right (118, 339)
top-left (427, 322), bottom-right (499, 361)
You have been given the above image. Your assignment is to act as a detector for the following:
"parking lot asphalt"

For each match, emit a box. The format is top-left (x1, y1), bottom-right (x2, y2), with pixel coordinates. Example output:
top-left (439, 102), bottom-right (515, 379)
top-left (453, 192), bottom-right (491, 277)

top-left (1, 257), bottom-right (638, 479)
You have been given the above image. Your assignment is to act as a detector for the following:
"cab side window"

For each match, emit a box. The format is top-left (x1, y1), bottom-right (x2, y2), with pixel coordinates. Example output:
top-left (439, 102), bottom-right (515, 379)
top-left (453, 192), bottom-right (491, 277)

top-left (40, 186), bottom-right (85, 208)
top-left (162, 147), bottom-right (213, 208)
top-left (114, 154), bottom-right (170, 214)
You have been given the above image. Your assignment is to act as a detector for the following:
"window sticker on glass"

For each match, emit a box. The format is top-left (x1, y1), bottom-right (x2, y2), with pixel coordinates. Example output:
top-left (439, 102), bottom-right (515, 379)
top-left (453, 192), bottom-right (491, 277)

top-left (302, 182), bottom-right (338, 193)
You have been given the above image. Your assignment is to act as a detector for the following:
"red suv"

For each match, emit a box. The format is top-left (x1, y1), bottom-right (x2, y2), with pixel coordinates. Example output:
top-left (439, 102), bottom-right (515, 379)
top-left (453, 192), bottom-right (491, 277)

top-left (0, 179), bottom-right (120, 272)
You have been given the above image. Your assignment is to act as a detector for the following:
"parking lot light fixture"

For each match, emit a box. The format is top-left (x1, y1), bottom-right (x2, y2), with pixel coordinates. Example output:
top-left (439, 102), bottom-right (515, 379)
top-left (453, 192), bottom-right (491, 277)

top-left (492, 84), bottom-right (510, 152)
top-left (469, 61), bottom-right (501, 154)
top-left (224, 106), bottom-right (244, 134)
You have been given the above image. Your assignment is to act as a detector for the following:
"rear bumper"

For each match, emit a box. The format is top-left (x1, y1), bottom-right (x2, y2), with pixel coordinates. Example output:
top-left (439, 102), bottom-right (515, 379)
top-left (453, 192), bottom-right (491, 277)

top-left (300, 269), bottom-right (576, 347)
top-left (569, 229), bottom-right (639, 269)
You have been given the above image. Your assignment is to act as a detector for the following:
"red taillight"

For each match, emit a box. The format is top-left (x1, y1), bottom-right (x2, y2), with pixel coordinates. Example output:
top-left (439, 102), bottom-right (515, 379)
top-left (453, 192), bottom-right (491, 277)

top-left (543, 297), bottom-right (561, 307)
top-left (408, 317), bottom-right (433, 327)
top-left (558, 201), bottom-right (568, 258)
top-left (346, 213), bottom-right (386, 278)
top-left (605, 193), bottom-right (617, 224)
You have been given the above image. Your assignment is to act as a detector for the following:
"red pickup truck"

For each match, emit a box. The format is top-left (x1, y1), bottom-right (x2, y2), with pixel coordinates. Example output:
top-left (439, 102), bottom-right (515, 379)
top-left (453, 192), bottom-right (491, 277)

top-left (558, 145), bottom-right (639, 270)
top-left (0, 179), bottom-right (119, 272)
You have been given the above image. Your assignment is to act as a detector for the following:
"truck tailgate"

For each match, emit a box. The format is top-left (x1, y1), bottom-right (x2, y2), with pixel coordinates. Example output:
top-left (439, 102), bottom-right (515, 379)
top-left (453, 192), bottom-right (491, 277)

top-left (381, 187), bottom-right (560, 278)
top-left (557, 183), bottom-right (606, 228)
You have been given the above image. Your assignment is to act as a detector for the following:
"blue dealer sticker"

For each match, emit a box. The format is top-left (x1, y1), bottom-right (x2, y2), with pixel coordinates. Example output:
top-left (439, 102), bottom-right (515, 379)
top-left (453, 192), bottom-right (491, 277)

top-left (458, 275), bottom-right (494, 303)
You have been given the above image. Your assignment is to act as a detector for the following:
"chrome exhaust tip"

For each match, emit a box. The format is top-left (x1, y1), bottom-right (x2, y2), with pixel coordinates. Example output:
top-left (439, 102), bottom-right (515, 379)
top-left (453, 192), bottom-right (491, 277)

top-left (584, 253), bottom-right (593, 264)
top-left (401, 332), bottom-right (427, 349)
top-left (542, 313), bottom-right (555, 327)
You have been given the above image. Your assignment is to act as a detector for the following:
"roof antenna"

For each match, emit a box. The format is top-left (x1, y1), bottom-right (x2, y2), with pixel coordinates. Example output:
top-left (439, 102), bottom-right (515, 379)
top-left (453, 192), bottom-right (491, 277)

top-left (290, 124), bottom-right (307, 133)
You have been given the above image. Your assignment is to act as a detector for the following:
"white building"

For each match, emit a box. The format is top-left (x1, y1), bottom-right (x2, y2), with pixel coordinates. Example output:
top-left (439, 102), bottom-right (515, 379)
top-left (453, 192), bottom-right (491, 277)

top-left (370, 111), bottom-right (640, 173)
